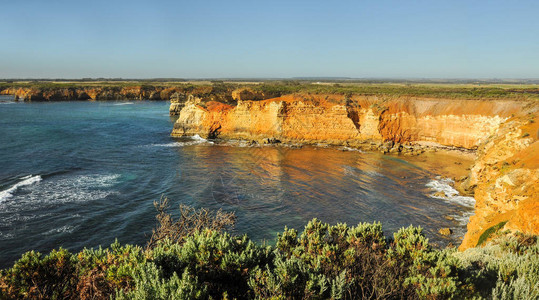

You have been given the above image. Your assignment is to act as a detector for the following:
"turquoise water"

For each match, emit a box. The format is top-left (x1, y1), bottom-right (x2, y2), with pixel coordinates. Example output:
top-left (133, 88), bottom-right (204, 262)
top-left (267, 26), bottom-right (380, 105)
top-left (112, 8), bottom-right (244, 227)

top-left (0, 97), bottom-right (474, 268)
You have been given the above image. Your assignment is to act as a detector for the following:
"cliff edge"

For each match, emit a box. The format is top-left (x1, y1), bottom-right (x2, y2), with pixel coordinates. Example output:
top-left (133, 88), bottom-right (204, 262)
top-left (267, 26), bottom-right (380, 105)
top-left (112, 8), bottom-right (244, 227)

top-left (171, 91), bottom-right (538, 248)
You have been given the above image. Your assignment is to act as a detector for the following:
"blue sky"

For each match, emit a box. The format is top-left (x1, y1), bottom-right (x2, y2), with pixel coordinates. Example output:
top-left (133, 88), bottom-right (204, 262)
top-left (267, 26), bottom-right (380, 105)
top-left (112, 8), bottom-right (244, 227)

top-left (1, 0), bottom-right (538, 78)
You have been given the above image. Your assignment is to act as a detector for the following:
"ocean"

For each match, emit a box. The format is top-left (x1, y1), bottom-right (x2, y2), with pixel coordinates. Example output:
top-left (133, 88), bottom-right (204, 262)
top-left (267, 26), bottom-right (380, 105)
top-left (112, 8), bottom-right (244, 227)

top-left (0, 97), bottom-right (474, 268)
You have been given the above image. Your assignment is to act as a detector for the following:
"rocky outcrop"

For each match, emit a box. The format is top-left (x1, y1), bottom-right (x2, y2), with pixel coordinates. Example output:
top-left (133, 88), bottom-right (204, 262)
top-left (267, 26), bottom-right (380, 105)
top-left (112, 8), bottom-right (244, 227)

top-left (0, 86), bottom-right (167, 101)
top-left (459, 110), bottom-right (539, 249)
top-left (169, 92), bottom-right (188, 116)
top-left (0, 85), bottom-right (237, 107)
top-left (171, 93), bottom-right (538, 247)
top-left (171, 94), bottom-right (523, 149)
top-left (231, 88), bottom-right (280, 101)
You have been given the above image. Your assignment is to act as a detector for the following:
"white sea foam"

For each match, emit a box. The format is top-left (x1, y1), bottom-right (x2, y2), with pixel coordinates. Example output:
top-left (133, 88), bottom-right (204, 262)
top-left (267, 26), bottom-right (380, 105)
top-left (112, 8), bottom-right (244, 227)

top-left (113, 102), bottom-right (134, 106)
top-left (426, 177), bottom-right (475, 208)
top-left (0, 232), bottom-right (14, 240)
top-left (0, 174), bottom-right (120, 207)
top-left (190, 134), bottom-right (206, 141)
top-left (152, 135), bottom-right (213, 147)
top-left (0, 175), bottom-right (42, 202)
top-left (340, 146), bottom-right (364, 152)
top-left (43, 225), bottom-right (77, 235)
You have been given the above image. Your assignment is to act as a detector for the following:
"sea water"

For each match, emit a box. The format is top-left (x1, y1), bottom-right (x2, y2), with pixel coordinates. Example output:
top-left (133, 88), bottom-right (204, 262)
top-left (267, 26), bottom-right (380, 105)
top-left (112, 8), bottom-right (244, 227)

top-left (0, 97), bottom-right (474, 268)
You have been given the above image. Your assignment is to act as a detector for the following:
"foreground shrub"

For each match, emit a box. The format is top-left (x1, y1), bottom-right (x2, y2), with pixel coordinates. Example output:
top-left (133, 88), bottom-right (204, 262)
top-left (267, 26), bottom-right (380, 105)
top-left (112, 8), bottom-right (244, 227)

top-left (456, 233), bottom-right (539, 299)
top-left (146, 197), bottom-right (237, 250)
top-left (115, 264), bottom-right (208, 300)
top-left (75, 241), bottom-right (145, 299)
top-left (0, 248), bottom-right (77, 299)
top-left (1, 204), bottom-right (538, 300)
top-left (0, 242), bottom-right (145, 300)
top-left (148, 230), bottom-right (272, 299)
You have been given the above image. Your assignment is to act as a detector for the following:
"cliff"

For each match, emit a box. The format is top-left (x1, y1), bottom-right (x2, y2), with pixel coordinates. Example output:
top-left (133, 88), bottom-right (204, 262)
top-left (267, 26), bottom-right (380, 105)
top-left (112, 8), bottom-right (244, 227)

top-left (172, 93), bottom-right (523, 149)
top-left (171, 93), bottom-right (538, 248)
top-left (0, 85), bottom-right (235, 110)
top-left (459, 109), bottom-right (539, 249)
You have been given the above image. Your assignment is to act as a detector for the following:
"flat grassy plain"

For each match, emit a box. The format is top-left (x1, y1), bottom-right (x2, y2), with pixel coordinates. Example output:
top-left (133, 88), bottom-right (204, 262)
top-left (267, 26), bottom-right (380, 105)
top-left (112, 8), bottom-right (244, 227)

top-left (1, 80), bottom-right (538, 101)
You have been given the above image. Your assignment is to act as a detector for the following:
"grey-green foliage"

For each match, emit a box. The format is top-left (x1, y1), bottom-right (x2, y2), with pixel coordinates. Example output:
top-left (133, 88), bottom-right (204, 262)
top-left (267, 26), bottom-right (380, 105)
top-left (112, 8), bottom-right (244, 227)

top-left (261, 219), bottom-right (460, 299)
top-left (116, 263), bottom-right (208, 300)
top-left (391, 226), bottom-right (461, 299)
top-left (456, 234), bottom-right (539, 300)
top-left (2, 218), bottom-right (538, 300)
top-left (142, 229), bottom-right (273, 299)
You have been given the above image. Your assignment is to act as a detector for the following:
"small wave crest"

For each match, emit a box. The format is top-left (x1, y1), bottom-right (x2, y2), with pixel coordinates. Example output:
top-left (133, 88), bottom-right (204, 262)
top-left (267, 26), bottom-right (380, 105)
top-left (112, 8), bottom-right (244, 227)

top-left (152, 135), bottom-right (214, 147)
top-left (113, 102), bottom-right (134, 106)
top-left (190, 134), bottom-right (206, 141)
top-left (0, 175), bottom-right (42, 202)
top-left (340, 146), bottom-right (364, 152)
top-left (426, 177), bottom-right (475, 208)
top-left (0, 174), bottom-right (120, 209)
top-left (43, 225), bottom-right (77, 235)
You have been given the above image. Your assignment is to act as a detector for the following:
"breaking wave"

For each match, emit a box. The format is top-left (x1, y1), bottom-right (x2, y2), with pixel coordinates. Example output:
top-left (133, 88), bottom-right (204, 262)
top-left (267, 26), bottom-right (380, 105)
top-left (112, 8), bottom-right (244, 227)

top-left (0, 175), bottom-right (42, 202)
top-left (0, 174), bottom-right (121, 208)
top-left (426, 177), bottom-right (475, 208)
top-left (152, 135), bottom-right (213, 147)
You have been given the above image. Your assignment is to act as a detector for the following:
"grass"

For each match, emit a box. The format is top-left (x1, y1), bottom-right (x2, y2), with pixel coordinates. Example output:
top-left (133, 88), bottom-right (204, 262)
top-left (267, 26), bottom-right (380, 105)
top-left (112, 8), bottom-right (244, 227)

top-left (477, 221), bottom-right (509, 246)
top-left (1, 80), bottom-right (538, 101)
top-left (252, 81), bottom-right (539, 100)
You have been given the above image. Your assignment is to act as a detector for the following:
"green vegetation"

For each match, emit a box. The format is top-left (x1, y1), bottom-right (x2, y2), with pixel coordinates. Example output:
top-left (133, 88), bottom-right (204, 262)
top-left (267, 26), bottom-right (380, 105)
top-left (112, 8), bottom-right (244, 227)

top-left (0, 81), bottom-right (212, 92)
top-left (1, 204), bottom-right (538, 299)
top-left (251, 81), bottom-right (539, 101)
top-left (1, 80), bottom-right (538, 101)
top-left (477, 221), bottom-right (509, 247)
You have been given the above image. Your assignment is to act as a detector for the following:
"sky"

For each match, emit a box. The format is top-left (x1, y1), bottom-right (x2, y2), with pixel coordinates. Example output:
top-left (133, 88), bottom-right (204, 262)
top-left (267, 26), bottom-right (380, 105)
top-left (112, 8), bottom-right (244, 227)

top-left (1, 0), bottom-right (538, 79)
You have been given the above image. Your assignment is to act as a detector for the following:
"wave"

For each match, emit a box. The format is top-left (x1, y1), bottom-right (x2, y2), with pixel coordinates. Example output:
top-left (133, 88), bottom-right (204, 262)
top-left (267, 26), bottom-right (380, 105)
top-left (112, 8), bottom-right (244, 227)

top-left (0, 175), bottom-right (42, 202)
top-left (0, 174), bottom-right (120, 208)
top-left (152, 135), bottom-right (214, 147)
top-left (113, 102), bottom-right (134, 106)
top-left (340, 146), bottom-right (364, 152)
top-left (0, 232), bottom-right (14, 240)
top-left (43, 225), bottom-right (77, 236)
top-left (190, 134), bottom-right (207, 141)
top-left (426, 177), bottom-right (475, 208)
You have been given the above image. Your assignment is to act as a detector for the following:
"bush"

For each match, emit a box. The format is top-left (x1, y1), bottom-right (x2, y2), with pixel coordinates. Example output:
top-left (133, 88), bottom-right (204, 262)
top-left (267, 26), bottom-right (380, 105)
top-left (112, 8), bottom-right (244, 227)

top-left (148, 230), bottom-right (272, 299)
top-left (1, 203), bottom-right (538, 300)
top-left (456, 234), bottom-right (539, 299)
top-left (146, 197), bottom-right (236, 250)
top-left (0, 248), bottom-right (77, 299)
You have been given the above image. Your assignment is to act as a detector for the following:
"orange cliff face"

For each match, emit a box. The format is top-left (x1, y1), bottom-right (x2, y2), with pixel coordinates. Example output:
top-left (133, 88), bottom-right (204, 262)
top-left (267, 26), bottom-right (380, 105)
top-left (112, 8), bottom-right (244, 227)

top-left (171, 93), bottom-right (538, 248)
top-left (0, 85), bottom-right (227, 103)
top-left (171, 93), bottom-right (523, 149)
top-left (459, 111), bottom-right (539, 249)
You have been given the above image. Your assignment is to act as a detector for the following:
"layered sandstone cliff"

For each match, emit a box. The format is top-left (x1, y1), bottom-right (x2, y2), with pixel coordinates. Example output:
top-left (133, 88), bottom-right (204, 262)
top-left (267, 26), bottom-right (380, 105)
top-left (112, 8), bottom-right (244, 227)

top-left (0, 85), bottom-right (234, 106)
top-left (459, 110), bottom-right (539, 249)
top-left (171, 93), bottom-right (538, 248)
top-left (172, 93), bottom-right (523, 149)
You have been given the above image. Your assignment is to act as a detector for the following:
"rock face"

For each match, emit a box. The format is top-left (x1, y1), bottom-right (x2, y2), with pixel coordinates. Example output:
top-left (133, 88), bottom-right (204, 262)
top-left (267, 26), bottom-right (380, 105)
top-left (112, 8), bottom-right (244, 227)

top-left (171, 93), bottom-right (538, 248)
top-left (171, 94), bottom-right (523, 149)
top-left (1, 86), bottom-right (167, 101)
top-left (169, 92), bottom-right (187, 116)
top-left (0, 85), bottom-right (237, 108)
top-left (459, 111), bottom-right (539, 249)
top-left (231, 88), bottom-right (280, 101)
